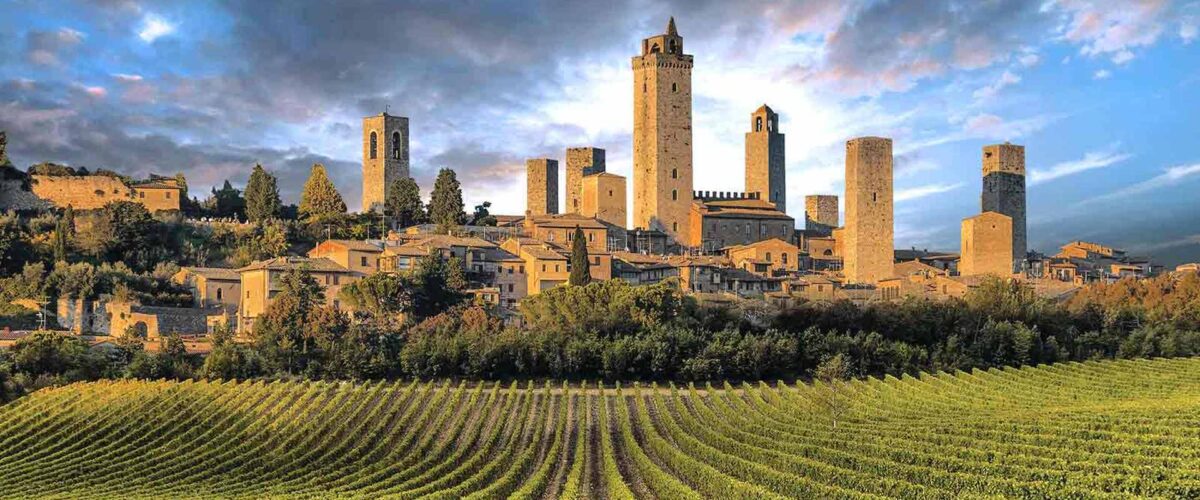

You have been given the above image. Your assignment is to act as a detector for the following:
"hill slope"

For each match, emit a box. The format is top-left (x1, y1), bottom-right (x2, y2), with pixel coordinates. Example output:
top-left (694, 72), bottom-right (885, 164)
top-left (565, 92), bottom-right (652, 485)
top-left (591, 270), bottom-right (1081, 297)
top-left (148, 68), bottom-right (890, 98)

top-left (1, 358), bottom-right (1199, 498)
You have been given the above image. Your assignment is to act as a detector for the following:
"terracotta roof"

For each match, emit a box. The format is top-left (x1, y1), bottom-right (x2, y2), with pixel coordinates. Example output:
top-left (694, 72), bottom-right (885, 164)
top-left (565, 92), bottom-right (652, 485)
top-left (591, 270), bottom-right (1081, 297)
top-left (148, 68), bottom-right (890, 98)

top-left (699, 207), bottom-right (794, 220)
top-left (521, 246), bottom-right (567, 261)
top-left (476, 247), bottom-right (523, 263)
top-left (182, 266), bottom-right (240, 281)
top-left (527, 213), bottom-right (608, 229)
top-left (318, 239), bottom-right (384, 252)
top-left (410, 234), bottom-right (497, 249)
top-left (383, 246), bottom-right (431, 257)
top-left (894, 260), bottom-right (944, 276)
top-left (133, 182), bottom-right (181, 190)
top-left (236, 256), bottom-right (354, 274)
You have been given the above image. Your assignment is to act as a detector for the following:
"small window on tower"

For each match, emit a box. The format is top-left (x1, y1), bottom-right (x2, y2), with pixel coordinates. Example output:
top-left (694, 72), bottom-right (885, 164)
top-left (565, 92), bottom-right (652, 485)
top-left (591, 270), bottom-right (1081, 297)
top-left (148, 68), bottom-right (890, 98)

top-left (872, 192), bottom-right (877, 203)
top-left (755, 117), bottom-right (763, 132)
top-left (671, 168), bottom-right (677, 179)
top-left (369, 132), bottom-right (378, 159)
top-left (672, 222), bottom-right (678, 232)
top-left (608, 190), bottom-right (613, 196)
top-left (671, 83), bottom-right (678, 93)
top-left (392, 132), bottom-right (402, 160)
top-left (671, 189), bottom-right (678, 201)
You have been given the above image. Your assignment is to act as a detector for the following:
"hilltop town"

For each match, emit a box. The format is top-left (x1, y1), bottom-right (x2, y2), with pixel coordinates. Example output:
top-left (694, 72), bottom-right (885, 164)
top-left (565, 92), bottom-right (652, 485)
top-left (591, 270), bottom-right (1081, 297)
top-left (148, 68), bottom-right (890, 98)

top-left (0, 19), bottom-right (1197, 385)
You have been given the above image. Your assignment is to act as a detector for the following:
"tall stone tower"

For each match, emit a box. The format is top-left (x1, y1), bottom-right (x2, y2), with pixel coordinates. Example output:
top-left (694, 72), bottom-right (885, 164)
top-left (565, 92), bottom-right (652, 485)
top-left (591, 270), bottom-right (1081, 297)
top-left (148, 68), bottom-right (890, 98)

top-left (960, 211), bottom-right (1014, 277)
top-left (745, 105), bottom-right (786, 213)
top-left (981, 143), bottom-right (1026, 269)
top-left (632, 17), bottom-right (693, 244)
top-left (362, 113), bottom-right (410, 213)
top-left (844, 137), bottom-right (894, 284)
top-left (565, 147), bottom-right (606, 214)
top-left (804, 195), bottom-right (838, 236)
top-left (526, 158), bottom-right (558, 216)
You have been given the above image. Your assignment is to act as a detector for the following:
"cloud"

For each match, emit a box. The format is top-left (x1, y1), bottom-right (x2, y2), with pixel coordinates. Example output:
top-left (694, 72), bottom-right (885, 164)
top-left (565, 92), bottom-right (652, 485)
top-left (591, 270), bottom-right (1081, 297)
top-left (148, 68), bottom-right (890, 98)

top-left (25, 27), bottom-right (85, 66)
top-left (1018, 52), bottom-right (1041, 67)
top-left (1051, 0), bottom-right (1172, 64)
top-left (895, 182), bottom-right (964, 202)
top-left (1093, 69), bottom-right (1112, 79)
top-left (138, 14), bottom-right (175, 43)
top-left (973, 70), bottom-right (1022, 99)
top-left (113, 73), bottom-right (143, 82)
top-left (1088, 163), bottom-right (1200, 202)
top-left (1029, 149), bottom-right (1131, 185)
top-left (1183, 17), bottom-right (1198, 43)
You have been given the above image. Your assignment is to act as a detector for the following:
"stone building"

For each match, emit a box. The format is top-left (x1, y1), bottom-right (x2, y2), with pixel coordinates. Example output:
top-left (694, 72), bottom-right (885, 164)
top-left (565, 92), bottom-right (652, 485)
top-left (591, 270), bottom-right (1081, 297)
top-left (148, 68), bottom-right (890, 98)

top-left (632, 17), bottom-right (693, 244)
top-left (981, 143), bottom-right (1026, 269)
top-left (581, 172), bottom-right (626, 228)
top-left (565, 147), bottom-right (605, 214)
top-left (132, 179), bottom-right (183, 212)
top-left (843, 137), bottom-right (894, 284)
top-left (804, 195), bottom-right (838, 236)
top-left (172, 267), bottom-right (241, 309)
top-left (745, 105), bottom-right (786, 213)
top-left (959, 211), bottom-right (1013, 277)
top-left (687, 192), bottom-right (794, 251)
top-left (526, 158), bottom-right (559, 215)
top-left (236, 256), bottom-right (364, 332)
top-left (29, 174), bottom-right (182, 212)
top-left (307, 239), bottom-right (384, 276)
top-left (362, 113), bottom-right (410, 213)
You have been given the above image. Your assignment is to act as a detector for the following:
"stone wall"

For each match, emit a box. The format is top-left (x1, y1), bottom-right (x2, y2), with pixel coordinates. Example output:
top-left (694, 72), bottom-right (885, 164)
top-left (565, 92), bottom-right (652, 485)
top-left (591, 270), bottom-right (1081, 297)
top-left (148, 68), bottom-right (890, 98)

top-left (843, 137), bottom-right (894, 284)
top-left (804, 195), bottom-right (838, 236)
top-left (581, 172), bottom-right (626, 228)
top-left (744, 106), bottom-right (786, 213)
top-left (632, 22), bottom-right (693, 244)
top-left (526, 158), bottom-right (559, 215)
top-left (982, 143), bottom-right (1026, 268)
top-left (31, 175), bottom-right (135, 210)
top-left (565, 147), bottom-right (605, 214)
top-left (960, 211), bottom-right (1013, 277)
top-left (362, 113), bottom-right (410, 213)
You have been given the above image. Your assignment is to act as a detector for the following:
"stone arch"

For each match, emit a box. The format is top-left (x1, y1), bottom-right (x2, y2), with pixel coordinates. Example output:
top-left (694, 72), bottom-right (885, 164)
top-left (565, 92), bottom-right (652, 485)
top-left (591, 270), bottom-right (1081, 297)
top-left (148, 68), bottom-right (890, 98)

top-left (650, 43), bottom-right (660, 53)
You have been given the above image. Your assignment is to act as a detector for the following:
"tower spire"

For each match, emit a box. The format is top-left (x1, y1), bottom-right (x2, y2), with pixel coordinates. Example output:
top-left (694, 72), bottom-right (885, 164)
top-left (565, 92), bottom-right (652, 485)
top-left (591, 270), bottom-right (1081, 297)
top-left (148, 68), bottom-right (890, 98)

top-left (667, 16), bottom-right (677, 36)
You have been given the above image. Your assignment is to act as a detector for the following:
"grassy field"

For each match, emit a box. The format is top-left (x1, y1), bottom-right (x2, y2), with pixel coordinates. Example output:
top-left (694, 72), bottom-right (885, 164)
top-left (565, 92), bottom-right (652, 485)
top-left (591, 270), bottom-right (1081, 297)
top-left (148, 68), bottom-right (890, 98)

top-left (1, 357), bottom-right (1199, 498)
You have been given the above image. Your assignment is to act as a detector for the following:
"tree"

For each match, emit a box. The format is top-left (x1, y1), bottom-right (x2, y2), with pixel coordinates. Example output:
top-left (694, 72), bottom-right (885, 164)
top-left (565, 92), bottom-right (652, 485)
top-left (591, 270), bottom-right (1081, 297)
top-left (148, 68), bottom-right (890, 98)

top-left (569, 227), bottom-right (592, 286)
top-left (207, 180), bottom-right (245, 219)
top-left (87, 201), bottom-right (159, 270)
top-left (406, 252), bottom-right (468, 319)
top-left (252, 267), bottom-right (323, 374)
top-left (244, 164), bottom-right (281, 222)
top-left (385, 177), bottom-right (426, 228)
top-left (812, 353), bottom-right (852, 428)
top-left (338, 273), bottom-right (409, 318)
top-left (428, 168), bottom-right (465, 230)
top-left (299, 163), bottom-right (346, 221)
top-left (52, 217), bottom-right (69, 264)
top-left (469, 201), bottom-right (496, 226)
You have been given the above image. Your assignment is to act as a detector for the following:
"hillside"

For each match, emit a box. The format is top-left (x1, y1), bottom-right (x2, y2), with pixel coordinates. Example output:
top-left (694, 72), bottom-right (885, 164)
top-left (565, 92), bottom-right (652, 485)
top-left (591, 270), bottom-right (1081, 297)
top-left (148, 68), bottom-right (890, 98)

top-left (1, 358), bottom-right (1199, 498)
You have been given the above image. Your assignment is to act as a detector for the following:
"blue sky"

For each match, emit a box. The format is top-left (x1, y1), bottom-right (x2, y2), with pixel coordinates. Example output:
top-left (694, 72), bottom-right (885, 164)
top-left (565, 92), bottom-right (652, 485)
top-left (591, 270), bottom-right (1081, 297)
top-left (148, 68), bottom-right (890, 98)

top-left (2, 0), bottom-right (1198, 265)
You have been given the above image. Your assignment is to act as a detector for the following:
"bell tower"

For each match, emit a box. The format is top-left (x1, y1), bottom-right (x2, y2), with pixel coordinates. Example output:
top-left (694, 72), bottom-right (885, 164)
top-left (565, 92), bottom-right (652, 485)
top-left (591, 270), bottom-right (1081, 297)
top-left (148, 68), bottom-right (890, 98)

top-left (632, 17), bottom-right (693, 244)
top-left (362, 112), bottom-right (410, 213)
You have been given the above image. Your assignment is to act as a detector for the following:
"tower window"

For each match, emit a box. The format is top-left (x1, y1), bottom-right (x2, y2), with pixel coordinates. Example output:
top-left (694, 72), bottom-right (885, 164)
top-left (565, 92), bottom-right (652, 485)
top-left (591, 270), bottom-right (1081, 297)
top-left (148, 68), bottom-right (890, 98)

top-left (671, 168), bottom-right (677, 179)
top-left (872, 192), bottom-right (877, 203)
top-left (392, 132), bottom-right (402, 160)
top-left (369, 132), bottom-right (378, 159)
top-left (671, 189), bottom-right (678, 201)
top-left (643, 82), bottom-right (647, 93)
top-left (755, 117), bottom-right (763, 132)
top-left (672, 222), bottom-right (678, 232)
top-left (608, 190), bottom-right (613, 196)
top-left (671, 83), bottom-right (678, 93)
top-left (669, 39), bottom-right (677, 54)
top-left (650, 43), bottom-right (660, 54)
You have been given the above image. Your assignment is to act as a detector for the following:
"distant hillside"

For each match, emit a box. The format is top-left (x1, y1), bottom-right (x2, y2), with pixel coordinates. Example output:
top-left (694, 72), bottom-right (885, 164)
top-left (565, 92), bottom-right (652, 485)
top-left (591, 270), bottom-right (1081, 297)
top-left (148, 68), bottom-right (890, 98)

top-left (1, 358), bottom-right (1199, 497)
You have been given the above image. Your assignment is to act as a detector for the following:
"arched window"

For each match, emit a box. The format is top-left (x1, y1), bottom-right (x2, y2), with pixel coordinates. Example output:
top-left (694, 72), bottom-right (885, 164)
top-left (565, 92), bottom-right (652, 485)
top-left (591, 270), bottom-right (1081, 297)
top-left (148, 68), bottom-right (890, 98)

top-left (392, 132), bottom-right (402, 160)
top-left (823, 249), bottom-right (833, 256)
top-left (669, 39), bottom-right (677, 54)
top-left (671, 82), bottom-right (678, 93)
top-left (671, 189), bottom-right (678, 201)
top-left (671, 168), bottom-right (677, 179)
top-left (755, 116), bottom-right (763, 132)
top-left (369, 132), bottom-right (378, 159)
top-left (216, 288), bottom-right (222, 301)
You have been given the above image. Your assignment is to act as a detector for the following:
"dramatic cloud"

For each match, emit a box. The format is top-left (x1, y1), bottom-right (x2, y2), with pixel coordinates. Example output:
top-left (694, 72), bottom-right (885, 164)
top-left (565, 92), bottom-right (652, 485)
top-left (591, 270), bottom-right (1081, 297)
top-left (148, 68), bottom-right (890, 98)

top-left (1052, 0), bottom-right (1173, 64)
top-left (1089, 162), bottom-right (1200, 201)
top-left (1029, 149), bottom-right (1131, 185)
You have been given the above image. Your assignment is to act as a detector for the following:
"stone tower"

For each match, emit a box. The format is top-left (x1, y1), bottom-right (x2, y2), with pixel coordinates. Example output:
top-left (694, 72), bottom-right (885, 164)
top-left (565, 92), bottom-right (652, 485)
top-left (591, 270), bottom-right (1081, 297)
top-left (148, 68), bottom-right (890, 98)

top-left (565, 147), bottom-right (606, 214)
top-left (362, 113), bottom-right (410, 213)
top-left (960, 211), bottom-right (1014, 277)
top-left (581, 172), bottom-right (627, 228)
top-left (981, 143), bottom-right (1026, 269)
top-left (745, 105), bottom-right (786, 213)
top-left (526, 158), bottom-right (558, 216)
top-left (843, 137), bottom-right (894, 284)
top-left (632, 17), bottom-right (693, 244)
top-left (805, 195), bottom-right (838, 236)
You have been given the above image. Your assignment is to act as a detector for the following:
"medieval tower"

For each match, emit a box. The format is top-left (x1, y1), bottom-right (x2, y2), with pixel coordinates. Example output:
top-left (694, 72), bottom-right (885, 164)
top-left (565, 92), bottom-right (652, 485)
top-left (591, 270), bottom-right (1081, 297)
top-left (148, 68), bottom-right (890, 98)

top-left (526, 158), bottom-right (559, 216)
top-left (843, 137), bottom-right (894, 284)
top-left (960, 211), bottom-right (1014, 277)
top-left (981, 143), bottom-right (1026, 269)
top-left (805, 194), bottom-right (838, 236)
top-left (565, 147), bottom-right (606, 214)
top-left (632, 17), bottom-right (693, 244)
top-left (362, 113), bottom-right (410, 213)
top-left (745, 105), bottom-right (786, 213)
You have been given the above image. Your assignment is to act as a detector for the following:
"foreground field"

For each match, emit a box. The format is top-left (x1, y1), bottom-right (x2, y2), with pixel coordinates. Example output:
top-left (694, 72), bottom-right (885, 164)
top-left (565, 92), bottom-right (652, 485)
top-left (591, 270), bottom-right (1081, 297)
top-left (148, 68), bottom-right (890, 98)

top-left (1, 358), bottom-right (1199, 498)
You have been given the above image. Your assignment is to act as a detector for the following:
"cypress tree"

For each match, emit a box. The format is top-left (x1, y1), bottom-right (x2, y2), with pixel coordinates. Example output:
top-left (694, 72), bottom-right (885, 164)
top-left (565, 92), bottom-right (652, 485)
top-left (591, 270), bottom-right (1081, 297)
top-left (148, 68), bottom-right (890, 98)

top-left (244, 164), bottom-right (281, 222)
top-left (298, 163), bottom-right (346, 221)
top-left (385, 177), bottom-right (426, 228)
top-left (428, 168), bottom-right (465, 231)
top-left (569, 226), bottom-right (591, 286)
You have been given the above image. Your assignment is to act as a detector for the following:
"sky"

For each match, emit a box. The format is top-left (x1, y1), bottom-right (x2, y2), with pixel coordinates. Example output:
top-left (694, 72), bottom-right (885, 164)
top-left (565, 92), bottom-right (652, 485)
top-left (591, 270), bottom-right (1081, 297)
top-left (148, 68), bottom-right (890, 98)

top-left (1, 0), bottom-right (1198, 265)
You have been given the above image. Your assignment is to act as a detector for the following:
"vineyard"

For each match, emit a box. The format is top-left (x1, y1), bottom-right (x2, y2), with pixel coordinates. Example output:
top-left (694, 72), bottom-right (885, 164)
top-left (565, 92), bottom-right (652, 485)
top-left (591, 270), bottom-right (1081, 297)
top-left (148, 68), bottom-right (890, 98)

top-left (1, 357), bottom-right (1199, 498)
